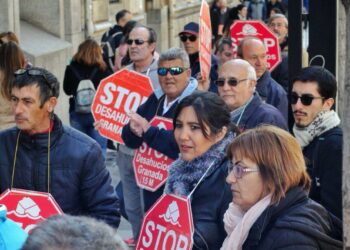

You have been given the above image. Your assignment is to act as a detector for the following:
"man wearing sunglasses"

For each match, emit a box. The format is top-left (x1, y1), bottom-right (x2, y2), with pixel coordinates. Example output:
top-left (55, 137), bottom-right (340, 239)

top-left (217, 59), bottom-right (287, 131)
top-left (179, 22), bottom-right (219, 92)
top-left (122, 47), bottom-right (197, 216)
top-left (0, 67), bottom-right (120, 228)
top-left (237, 37), bottom-right (288, 122)
top-left (114, 24), bottom-right (161, 243)
top-left (291, 66), bottom-right (342, 220)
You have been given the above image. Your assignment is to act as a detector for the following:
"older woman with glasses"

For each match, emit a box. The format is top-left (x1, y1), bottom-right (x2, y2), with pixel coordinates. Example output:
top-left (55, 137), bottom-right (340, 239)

top-left (221, 125), bottom-right (343, 250)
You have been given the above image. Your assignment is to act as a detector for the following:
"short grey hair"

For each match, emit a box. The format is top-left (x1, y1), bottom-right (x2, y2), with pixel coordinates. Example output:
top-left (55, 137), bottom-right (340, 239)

top-left (268, 14), bottom-right (288, 28)
top-left (224, 59), bottom-right (257, 81)
top-left (21, 215), bottom-right (128, 250)
top-left (158, 47), bottom-right (190, 68)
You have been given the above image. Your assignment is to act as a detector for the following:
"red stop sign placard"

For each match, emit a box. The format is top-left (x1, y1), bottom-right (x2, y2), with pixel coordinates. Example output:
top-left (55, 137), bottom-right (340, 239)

top-left (136, 194), bottom-right (194, 250)
top-left (0, 188), bottom-right (63, 233)
top-left (230, 20), bottom-right (281, 72)
top-left (92, 68), bottom-right (154, 144)
top-left (199, 0), bottom-right (212, 80)
top-left (133, 116), bottom-right (174, 192)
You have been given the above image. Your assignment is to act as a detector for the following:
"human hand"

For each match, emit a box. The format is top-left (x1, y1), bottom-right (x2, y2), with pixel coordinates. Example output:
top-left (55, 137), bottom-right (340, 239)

top-left (196, 73), bottom-right (210, 91)
top-left (128, 112), bottom-right (150, 137)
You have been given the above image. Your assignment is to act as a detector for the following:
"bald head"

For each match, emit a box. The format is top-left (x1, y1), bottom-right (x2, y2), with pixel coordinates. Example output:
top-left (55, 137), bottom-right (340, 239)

top-left (218, 59), bottom-right (257, 111)
top-left (237, 38), bottom-right (268, 78)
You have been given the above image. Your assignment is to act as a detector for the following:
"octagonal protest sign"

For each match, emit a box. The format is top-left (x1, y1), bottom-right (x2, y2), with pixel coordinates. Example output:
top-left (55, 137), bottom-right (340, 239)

top-left (92, 68), bottom-right (154, 144)
top-left (230, 20), bottom-right (281, 72)
top-left (136, 194), bottom-right (194, 250)
top-left (0, 188), bottom-right (63, 233)
top-left (199, 0), bottom-right (212, 80)
top-left (133, 116), bottom-right (174, 192)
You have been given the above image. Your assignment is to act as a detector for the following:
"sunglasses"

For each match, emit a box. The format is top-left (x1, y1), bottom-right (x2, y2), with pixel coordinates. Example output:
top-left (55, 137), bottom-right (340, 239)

top-left (126, 39), bottom-right (147, 46)
top-left (179, 34), bottom-right (197, 42)
top-left (290, 92), bottom-right (324, 106)
top-left (157, 67), bottom-right (187, 76)
top-left (215, 78), bottom-right (248, 87)
top-left (228, 162), bottom-right (259, 179)
top-left (14, 68), bottom-right (53, 91)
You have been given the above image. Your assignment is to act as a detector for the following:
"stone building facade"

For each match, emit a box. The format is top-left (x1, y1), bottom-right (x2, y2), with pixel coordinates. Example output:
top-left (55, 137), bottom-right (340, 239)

top-left (0, 0), bottom-right (238, 123)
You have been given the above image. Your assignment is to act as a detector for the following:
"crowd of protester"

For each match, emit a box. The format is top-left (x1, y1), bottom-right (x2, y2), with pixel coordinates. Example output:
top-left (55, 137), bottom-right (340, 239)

top-left (0, 1), bottom-right (344, 249)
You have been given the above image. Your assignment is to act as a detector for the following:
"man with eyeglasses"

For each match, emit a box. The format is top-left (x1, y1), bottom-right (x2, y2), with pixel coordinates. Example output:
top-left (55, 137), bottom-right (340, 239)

top-left (114, 24), bottom-right (160, 244)
top-left (217, 59), bottom-right (287, 131)
top-left (0, 67), bottom-right (120, 228)
top-left (122, 47), bottom-right (197, 217)
top-left (291, 66), bottom-right (342, 220)
top-left (268, 14), bottom-right (309, 92)
top-left (237, 37), bottom-right (288, 122)
top-left (179, 22), bottom-right (219, 92)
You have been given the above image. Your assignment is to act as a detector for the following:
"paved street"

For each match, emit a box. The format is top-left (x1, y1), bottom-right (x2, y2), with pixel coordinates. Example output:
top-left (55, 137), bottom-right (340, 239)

top-left (105, 149), bottom-right (134, 247)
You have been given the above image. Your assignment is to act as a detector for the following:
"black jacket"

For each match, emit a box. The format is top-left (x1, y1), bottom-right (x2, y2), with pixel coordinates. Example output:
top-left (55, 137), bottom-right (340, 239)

top-left (0, 115), bottom-right (120, 228)
top-left (243, 187), bottom-right (343, 250)
top-left (257, 70), bottom-right (288, 122)
top-left (233, 92), bottom-right (288, 131)
top-left (63, 61), bottom-right (112, 112)
top-left (303, 126), bottom-right (343, 220)
top-left (191, 159), bottom-right (232, 250)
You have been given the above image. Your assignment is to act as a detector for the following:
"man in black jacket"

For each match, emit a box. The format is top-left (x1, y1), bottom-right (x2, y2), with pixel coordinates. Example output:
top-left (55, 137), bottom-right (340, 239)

top-left (292, 66), bottom-right (342, 219)
top-left (101, 9), bottom-right (132, 71)
top-left (0, 67), bottom-right (120, 228)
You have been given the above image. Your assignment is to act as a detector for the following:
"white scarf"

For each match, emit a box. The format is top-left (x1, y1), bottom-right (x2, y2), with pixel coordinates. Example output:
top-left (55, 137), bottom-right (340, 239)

top-left (293, 110), bottom-right (341, 148)
top-left (220, 195), bottom-right (272, 250)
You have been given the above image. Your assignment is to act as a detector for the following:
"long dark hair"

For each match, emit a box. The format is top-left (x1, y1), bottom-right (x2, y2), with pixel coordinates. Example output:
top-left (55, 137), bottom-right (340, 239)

top-left (0, 41), bottom-right (26, 100)
top-left (173, 91), bottom-right (238, 138)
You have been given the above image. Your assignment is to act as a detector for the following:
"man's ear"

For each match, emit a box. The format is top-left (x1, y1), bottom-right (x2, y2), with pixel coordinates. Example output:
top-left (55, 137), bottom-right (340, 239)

top-left (323, 97), bottom-right (335, 111)
top-left (47, 97), bottom-right (58, 113)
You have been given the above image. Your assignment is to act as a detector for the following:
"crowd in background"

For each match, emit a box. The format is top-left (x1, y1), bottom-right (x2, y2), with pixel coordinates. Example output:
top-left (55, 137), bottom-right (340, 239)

top-left (0, 0), bottom-right (343, 249)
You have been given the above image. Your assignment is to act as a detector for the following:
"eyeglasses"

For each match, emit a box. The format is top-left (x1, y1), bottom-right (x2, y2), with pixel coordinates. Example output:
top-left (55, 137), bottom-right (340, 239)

top-left (228, 162), bottom-right (259, 179)
top-left (14, 68), bottom-right (53, 90)
top-left (179, 34), bottom-right (197, 42)
top-left (126, 39), bottom-right (147, 46)
top-left (290, 92), bottom-right (324, 106)
top-left (215, 78), bottom-right (248, 87)
top-left (157, 67), bottom-right (187, 76)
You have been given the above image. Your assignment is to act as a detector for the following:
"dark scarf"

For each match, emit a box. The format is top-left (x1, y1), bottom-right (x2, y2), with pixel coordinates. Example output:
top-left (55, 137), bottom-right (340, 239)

top-left (189, 52), bottom-right (199, 66)
top-left (164, 132), bottom-right (235, 196)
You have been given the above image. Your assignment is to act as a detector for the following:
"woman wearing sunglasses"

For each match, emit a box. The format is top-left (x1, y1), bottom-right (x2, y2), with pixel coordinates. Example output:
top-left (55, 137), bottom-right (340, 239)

top-left (165, 91), bottom-right (238, 250)
top-left (0, 41), bottom-right (26, 130)
top-left (221, 125), bottom-right (342, 250)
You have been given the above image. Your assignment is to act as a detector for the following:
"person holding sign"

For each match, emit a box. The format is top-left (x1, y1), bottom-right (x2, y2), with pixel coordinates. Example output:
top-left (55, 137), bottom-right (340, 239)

top-left (0, 67), bottom-right (120, 228)
top-left (221, 125), bottom-right (343, 250)
top-left (115, 24), bottom-right (160, 244)
top-left (122, 47), bottom-right (198, 212)
top-left (165, 91), bottom-right (236, 250)
top-left (179, 22), bottom-right (219, 93)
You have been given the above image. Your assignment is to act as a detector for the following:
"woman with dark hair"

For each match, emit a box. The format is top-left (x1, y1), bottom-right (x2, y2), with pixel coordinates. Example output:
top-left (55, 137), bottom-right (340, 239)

top-left (63, 38), bottom-right (112, 157)
top-left (223, 4), bottom-right (247, 37)
top-left (164, 91), bottom-right (237, 250)
top-left (0, 41), bottom-right (26, 130)
top-left (221, 125), bottom-right (342, 249)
